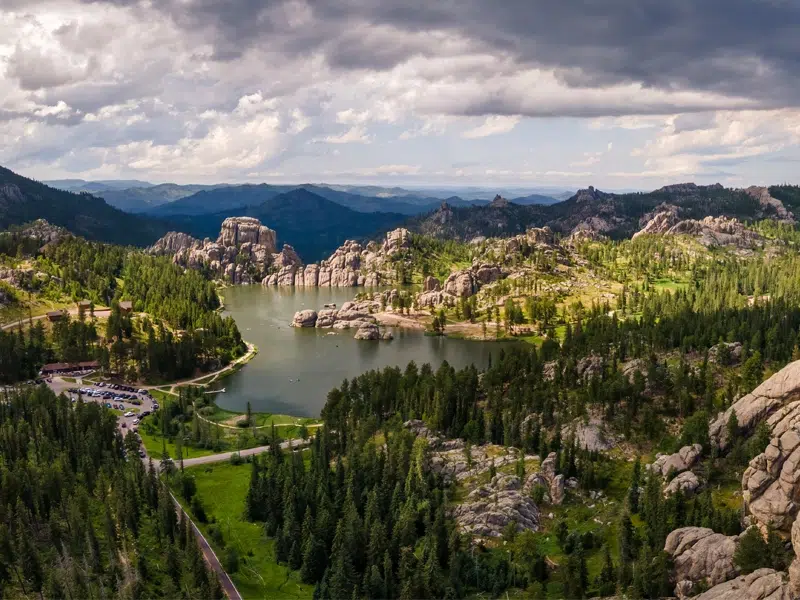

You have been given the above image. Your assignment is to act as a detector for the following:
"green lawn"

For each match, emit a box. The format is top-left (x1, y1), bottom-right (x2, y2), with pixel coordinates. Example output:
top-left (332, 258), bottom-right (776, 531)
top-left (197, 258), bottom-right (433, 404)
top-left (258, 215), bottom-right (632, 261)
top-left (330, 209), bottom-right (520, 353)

top-left (139, 425), bottom-right (218, 460)
top-left (179, 461), bottom-right (314, 599)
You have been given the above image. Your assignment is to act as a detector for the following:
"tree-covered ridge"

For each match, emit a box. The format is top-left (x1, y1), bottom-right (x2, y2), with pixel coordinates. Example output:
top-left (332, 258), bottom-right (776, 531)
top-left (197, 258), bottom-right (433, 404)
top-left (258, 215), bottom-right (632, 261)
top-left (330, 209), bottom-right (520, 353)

top-left (0, 235), bottom-right (245, 383)
top-left (0, 385), bottom-right (224, 599)
top-left (407, 183), bottom-right (786, 241)
top-left (0, 165), bottom-right (172, 246)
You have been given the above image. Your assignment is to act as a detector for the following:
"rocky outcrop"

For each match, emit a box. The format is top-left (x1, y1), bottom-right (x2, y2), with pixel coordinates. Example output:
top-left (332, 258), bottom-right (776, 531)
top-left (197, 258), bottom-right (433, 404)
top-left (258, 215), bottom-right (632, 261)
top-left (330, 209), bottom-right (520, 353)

top-left (423, 276), bottom-right (441, 292)
top-left (634, 206), bottom-right (680, 238)
top-left (745, 186), bottom-right (794, 223)
top-left (710, 341), bottom-right (744, 365)
top-left (668, 216), bottom-right (763, 249)
top-left (291, 310), bottom-right (317, 328)
top-left (664, 527), bottom-right (740, 593)
top-left (742, 427), bottom-right (800, 531)
top-left (665, 471), bottom-right (701, 496)
top-left (561, 415), bottom-right (615, 452)
top-left (576, 355), bottom-right (604, 381)
top-left (354, 323), bottom-right (380, 340)
top-left (648, 444), bottom-right (703, 478)
top-left (151, 217), bottom-right (278, 284)
top-left (452, 474), bottom-right (539, 538)
top-left (710, 360), bottom-right (800, 449)
top-left (12, 219), bottom-right (68, 247)
top-left (693, 569), bottom-right (793, 600)
top-left (444, 269), bottom-right (478, 298)
top-left (524, 452), bottom-right (565, 505)
top-left (150, 231), bottom-right (197, 255)
top-left (633, 206), bottom-right (764, 249)
top-left (294, 300), bottom-right (379, 331)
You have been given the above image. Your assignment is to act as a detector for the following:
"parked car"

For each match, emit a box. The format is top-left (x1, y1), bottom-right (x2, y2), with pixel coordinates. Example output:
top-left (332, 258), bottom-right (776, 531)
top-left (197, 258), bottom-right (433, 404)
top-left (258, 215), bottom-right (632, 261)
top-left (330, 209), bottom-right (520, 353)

top-left (124, 411), bottom-right (134, 417)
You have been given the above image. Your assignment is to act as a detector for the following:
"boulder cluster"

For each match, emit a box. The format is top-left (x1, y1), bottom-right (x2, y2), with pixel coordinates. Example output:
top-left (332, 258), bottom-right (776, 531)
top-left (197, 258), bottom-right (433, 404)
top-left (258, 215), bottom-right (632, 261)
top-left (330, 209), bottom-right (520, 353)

top-left (290, 300), bottom-right (393, 341)
top-left (452, 474), bottom-right (540, 538)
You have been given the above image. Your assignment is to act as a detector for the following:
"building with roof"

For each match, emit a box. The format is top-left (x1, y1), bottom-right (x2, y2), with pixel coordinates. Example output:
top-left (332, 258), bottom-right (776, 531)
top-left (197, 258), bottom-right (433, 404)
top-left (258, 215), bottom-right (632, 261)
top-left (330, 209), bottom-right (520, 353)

top-left (46, 309), bottom-right (68, 322)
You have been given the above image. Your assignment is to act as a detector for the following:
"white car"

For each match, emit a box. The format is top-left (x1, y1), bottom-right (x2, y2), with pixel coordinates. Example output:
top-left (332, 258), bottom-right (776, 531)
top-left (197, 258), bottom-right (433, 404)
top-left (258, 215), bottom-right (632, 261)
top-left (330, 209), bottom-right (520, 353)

top-left (132, 418), bottom-right (140, 425)
top-left (124, 411), bottom-right (134, 417)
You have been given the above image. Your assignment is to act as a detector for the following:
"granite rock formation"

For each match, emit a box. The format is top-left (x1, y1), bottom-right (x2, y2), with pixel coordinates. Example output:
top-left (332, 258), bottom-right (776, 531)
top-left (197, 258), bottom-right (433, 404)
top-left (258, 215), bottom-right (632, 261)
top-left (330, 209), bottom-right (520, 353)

top-left (664, 527), bottom-right (740, 594)
top-left (151, 217), bottom-right (277, 284)
top-left (452, 474), bottom-right (540, 538)
top-left (709, 360), bottom-right (800, 449)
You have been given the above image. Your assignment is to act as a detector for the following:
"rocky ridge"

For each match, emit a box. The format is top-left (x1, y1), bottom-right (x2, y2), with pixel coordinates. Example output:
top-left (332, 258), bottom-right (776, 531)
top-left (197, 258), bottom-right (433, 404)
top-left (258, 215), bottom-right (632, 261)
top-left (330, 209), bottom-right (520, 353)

top-left (634, 211), bottom-right (764, 249)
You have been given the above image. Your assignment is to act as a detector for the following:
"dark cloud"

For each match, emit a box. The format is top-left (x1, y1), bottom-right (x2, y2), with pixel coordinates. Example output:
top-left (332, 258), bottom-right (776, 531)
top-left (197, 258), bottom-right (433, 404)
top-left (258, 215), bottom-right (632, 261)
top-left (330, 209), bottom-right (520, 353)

top-left (75, 0), bottom-right (800, 109)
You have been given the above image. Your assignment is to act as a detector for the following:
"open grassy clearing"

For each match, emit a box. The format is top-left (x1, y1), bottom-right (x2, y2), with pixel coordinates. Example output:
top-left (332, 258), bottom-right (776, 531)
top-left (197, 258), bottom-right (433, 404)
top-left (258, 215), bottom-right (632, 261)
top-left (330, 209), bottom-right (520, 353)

top-left (176, 460), bottom-right (314, 600)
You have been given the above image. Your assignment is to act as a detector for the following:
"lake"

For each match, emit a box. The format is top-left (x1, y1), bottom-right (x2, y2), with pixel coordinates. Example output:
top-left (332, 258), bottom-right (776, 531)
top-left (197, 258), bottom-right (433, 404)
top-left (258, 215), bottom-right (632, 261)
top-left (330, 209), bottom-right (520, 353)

top-left (215, 286), bottom-right (515, 417)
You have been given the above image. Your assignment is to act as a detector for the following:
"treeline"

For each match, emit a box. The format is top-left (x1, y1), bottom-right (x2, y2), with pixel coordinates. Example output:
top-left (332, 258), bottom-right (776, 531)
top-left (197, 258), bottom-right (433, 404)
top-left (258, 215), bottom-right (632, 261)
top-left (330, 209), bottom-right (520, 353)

top-left (0, 385), bottom-right (224, 598)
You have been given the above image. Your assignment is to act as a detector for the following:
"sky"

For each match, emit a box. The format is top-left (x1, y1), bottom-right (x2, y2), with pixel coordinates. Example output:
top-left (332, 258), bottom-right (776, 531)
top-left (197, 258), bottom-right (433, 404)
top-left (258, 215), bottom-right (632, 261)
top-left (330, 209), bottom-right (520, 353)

top-left (3, 0), bottom-right (800, 190)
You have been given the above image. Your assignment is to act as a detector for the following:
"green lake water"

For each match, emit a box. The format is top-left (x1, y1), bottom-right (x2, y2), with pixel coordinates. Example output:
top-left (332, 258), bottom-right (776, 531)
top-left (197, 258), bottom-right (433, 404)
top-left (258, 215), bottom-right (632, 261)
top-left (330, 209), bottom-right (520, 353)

top-left (215, 285), bottom-right (515, 417)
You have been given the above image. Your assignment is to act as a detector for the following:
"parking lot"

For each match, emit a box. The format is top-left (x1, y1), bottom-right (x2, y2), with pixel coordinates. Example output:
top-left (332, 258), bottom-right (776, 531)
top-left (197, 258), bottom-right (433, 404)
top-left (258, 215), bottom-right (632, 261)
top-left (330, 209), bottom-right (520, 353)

top-left (57, 379), bottom-right (160, 459)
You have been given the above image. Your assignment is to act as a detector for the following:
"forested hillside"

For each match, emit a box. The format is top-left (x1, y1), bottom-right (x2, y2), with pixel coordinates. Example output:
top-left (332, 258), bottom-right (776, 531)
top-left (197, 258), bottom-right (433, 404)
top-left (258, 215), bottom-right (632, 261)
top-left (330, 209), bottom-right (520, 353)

top-left (0, 386), bottom-right (224, 599)
top-left (0, 235), bottom-right (245, 383)
top-left (0, 166), bottom-right (171, 246)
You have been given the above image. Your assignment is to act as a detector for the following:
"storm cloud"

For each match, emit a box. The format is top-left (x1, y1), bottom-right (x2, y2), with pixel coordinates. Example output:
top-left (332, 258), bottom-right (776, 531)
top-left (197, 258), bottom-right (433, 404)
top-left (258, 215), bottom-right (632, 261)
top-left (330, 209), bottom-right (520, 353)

top-left (3, 0), bottom-right (800, 185)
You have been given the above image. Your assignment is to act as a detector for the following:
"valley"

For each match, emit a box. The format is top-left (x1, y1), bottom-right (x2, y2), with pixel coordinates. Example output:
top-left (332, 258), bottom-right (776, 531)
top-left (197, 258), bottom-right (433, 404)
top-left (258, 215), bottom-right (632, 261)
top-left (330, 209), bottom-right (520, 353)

top-left (5, 165), bottom-right (800, 600)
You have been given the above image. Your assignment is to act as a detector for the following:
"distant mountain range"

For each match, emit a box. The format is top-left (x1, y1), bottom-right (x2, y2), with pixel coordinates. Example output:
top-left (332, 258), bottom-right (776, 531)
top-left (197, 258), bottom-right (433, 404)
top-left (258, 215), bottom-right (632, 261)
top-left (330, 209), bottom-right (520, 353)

top-left (14, 168), bottom-right (800, 259)
top-left (44, 179), bottom-right (566, 216)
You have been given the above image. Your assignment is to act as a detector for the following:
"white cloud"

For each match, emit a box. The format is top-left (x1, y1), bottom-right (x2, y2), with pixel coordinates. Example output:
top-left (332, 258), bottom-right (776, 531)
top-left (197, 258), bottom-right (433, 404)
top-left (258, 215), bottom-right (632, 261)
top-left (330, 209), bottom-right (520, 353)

top-left (462, 115), bottom-right (520, 139)
top-left (319, 126), bottom-right (370, 144)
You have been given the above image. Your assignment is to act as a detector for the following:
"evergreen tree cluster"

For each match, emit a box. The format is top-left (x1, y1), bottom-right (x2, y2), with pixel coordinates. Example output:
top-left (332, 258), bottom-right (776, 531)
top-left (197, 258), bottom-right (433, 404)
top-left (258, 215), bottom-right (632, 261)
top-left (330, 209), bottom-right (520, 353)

top-left (0, 385), bottom-right (224, 599)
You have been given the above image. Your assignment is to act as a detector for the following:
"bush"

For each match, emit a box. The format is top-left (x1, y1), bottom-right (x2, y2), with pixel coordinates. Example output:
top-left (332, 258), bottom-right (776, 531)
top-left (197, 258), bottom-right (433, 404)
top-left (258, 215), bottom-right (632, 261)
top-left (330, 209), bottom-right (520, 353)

top-left (230, 452), bottom-right (243, 466)
top-left (224, 548), bottom-right (239, 574)
top-left (191, 495), bottom-right (207, 523)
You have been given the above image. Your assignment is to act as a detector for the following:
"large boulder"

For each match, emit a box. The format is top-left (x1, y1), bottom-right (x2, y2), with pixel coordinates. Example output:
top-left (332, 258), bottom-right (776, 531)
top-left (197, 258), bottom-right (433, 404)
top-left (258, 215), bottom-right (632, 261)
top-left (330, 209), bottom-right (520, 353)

top-left (291, 310), bottom-right (317, 328)
top-left (561, 415), bottom-right (616, 452)
top-left (664, 527), bottom-right (740, 593)
top-left (665, 471), bottom-right (701, 497)
top-left (444, 270), bottom-right (477, 298)
top-left (523, 452), bottom-right (566, 505)
top-left (648, 444), bottom-right (703, 479)
top-left (710, 360), bottom-right (800, 449)
top-left (315, 309), bottom-right (338, 328)
top-left (354, 323), bottom-right (380, 340)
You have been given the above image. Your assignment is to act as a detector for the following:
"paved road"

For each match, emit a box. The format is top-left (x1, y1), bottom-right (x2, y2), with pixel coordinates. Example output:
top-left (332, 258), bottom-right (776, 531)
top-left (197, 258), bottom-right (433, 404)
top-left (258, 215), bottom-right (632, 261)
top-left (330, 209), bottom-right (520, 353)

top-left (182, 438), bottom-right (309, 467)
top-left (169, 491), bottom-right (243, 600)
